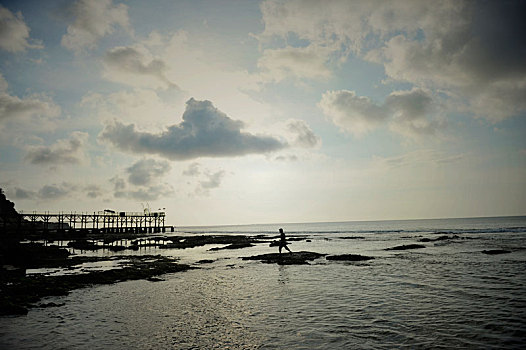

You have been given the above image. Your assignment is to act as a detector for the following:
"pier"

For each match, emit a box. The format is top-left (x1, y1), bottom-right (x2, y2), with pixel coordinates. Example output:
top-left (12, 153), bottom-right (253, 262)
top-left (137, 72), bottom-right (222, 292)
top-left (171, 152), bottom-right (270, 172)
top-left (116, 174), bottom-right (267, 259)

top-left (12, 210), bottom-right (174, 235)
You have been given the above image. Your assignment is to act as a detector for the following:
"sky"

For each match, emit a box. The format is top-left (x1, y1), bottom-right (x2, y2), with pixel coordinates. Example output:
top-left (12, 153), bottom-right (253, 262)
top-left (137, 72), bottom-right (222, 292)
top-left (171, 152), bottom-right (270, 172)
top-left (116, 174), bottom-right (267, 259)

top-left (0, 0), bottom-right (525, 226)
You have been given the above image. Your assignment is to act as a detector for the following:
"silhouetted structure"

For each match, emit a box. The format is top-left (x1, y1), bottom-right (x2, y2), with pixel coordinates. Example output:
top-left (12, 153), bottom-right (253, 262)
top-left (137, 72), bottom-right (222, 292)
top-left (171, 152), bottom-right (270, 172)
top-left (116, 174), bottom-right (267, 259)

top-left (0, 188), bottom-right (173, 236)
top-left (17, 210), bottom-right (172, 234)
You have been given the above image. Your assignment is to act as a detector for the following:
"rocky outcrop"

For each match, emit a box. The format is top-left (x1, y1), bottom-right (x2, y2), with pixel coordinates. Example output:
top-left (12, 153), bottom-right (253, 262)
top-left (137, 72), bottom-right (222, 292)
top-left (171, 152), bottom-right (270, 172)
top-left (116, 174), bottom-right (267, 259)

top-left (326, 254), bottom-right (374, 261)
top-left (482, 249), bottom-right (511, 255)
top-left (241, 251), bottom-right (325, 265)
top-left (385, 244), bottom-right (426, 251)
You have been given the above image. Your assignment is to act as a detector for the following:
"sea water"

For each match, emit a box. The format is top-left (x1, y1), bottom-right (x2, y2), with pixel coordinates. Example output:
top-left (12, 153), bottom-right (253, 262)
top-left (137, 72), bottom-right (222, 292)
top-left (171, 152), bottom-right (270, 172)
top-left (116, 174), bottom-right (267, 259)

top-left (1, 216), bottom-right (525, 349)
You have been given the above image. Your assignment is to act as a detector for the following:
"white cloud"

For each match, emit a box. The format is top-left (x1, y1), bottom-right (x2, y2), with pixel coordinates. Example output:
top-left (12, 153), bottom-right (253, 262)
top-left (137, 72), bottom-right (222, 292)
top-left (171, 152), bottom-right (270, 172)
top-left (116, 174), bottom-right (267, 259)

top-left (99, 98), bottom-right (287, 160)
top-left (0, 74), bottom-right (60, 123)
top-left (102, 46), bottom-right (178, 89)
top-left (61, 0), bottom-right (130, 53)
top-left (257, 45), bottom-right (332, 82)
top-left (0, 5), bottom-right (42, 52)
top-left (286, 119), bottom-right (321, 148)
top-left (24, 131), bottom-right (89, 166)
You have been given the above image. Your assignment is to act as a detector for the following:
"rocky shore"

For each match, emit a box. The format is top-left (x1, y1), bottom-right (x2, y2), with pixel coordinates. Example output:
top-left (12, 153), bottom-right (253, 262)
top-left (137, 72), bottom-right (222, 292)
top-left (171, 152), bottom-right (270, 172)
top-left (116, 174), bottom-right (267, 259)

top-left (0, 248), bottom-right (192, 315)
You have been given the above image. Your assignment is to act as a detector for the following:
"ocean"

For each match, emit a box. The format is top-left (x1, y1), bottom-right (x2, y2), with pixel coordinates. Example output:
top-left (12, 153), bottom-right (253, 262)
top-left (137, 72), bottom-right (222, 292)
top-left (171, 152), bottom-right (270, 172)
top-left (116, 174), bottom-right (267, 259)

top-left (1, 216), bottom-right (525, 349)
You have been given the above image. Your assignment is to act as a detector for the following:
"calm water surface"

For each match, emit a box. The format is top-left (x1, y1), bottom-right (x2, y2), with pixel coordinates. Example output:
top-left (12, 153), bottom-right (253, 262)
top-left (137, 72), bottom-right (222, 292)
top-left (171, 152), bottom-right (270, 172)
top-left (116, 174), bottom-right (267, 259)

top-left (1, 217), bottom-right (525, 349)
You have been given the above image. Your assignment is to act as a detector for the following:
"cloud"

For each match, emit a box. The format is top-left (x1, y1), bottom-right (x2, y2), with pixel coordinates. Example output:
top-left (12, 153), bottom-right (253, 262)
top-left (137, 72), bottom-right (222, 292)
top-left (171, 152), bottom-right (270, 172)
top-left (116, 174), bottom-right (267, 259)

top-left (11, 187), bottom-right (37, 200)
top-left (110, 160), bottom-right (173, 201)
top-left (38, 184), bottom-right (71, 200)
top-left (0, 73), bottom-right (61, 122)
top-left (0, 5), bottom-right (42, 52)
top-left (195, 170), bottom-right (225, 196)
top-left (182, 162), bottom-right (201, 176)
top-left (257, 46), bottom-right (332, 82)
top-left (259, 0), bottom-right (526, 121)
top-left (319, 90), bottom-right (387, 137)
top-left (319, 88), bottom-right (444, 138)
top-left (287, 120), bottom-right (320, 148)
top-left (24, 131), bottom-right (89, 165)
top-left (10, 183), bottom-right (104, 201)
top-left (61, 0), bottom-right (130, 53)
top-left (126, 158), bottom-right (171, 186)
top-left (99, 98), bottom-right (287, 160)
top-left (373, 149), bottom-right (465, 169)
top-left (385, 88), bottom-right (445, 138)
top-left (84, 184), bottom-right (104, 198)
top-left (102, 46), bottom-right (178, 89)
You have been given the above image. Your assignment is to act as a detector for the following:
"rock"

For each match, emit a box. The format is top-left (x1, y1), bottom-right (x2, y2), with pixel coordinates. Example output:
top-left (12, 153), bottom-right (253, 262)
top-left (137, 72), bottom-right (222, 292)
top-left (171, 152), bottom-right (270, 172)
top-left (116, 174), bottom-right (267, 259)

top-left (108, 245), bottom-right (126, 252)
top-left (195, 259), bottom-right (214, 264)
top-left (482, 249), bottom-right (511, 255)
top-left (68, 239), bottom-right (99, 250)
top-left (37, 302), bottom-right (65, 308)
top-left (385, 244), bottom-right (426, 251)
top-left (419, 235), bottom-right (459, 242)
top-left (241, 251), bottom-right (325, 265)
top-left (326, 254), bottom-right (374, 261)
top-left (0, 255), bottom-right (192, 315)
top-left (208, 243), bottom-right (254, 251)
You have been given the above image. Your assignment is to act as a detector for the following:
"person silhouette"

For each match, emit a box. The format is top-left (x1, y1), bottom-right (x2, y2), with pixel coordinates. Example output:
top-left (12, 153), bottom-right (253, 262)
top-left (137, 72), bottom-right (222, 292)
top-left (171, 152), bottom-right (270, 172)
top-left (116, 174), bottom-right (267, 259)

top-left (278, 228), bottom-right (292, 254)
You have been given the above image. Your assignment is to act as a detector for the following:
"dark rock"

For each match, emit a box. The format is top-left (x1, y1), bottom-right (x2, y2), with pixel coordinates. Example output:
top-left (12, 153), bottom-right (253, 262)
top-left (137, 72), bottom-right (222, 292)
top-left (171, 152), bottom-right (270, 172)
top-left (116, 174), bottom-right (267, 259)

top-left (0, 255), bottom-right (192, 315)
top-left (419, 235), bottom-right (459, 242)
top-left (208, 242), bottom-right (254, 251)
top-left (482, 249), bottom-right (511, 255)
top-left (37, 302), bottom-right (65, 308)
top-left (195, 259), bottom-right (214, 264)
top-left (385, 244), bottom-right (426, 251)
top-left (2, 242), bottom-right (71, 268)
top-left (68, 239), bottom-right (99, 250)
top-left (241, 251), bottom-right (325, 265)
top-left (108, 245), bottom-right (126, 252)
top-left (326, 254), bottom-right (374, 261)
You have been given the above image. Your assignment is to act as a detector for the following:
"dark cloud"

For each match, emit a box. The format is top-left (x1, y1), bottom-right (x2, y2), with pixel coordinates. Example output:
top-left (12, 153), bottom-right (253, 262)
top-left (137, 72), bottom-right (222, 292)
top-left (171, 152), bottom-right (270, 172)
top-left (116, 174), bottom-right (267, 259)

top-left (126, 158), bottom-right (171, 186)
top-left (109, 160), bottom-right (173, 201)
top-left (11, 187), bottom-right (37, 200)
top-left (100, 98), bottom-right (287, 160)
top-left (320, 88), bottom-right (444, 138)
top-left (24, 132), bottom-right (88, 165)
top-left (84, 184), bottom-right (104, 198)
top-left (38, 185), bottom-right (70, 199)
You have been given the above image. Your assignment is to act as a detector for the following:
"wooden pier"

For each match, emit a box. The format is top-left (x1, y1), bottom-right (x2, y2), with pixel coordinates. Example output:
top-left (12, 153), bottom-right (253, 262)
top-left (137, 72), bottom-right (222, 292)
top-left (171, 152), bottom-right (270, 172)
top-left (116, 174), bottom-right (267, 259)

top-left (13, 210), bottom-right (174, 234)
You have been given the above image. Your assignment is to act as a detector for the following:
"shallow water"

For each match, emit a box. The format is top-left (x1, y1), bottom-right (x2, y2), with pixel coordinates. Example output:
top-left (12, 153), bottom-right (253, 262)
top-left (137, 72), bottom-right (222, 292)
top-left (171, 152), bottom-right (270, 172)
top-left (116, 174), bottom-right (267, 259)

top-left (1, 217), bottom-right (526, 349)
